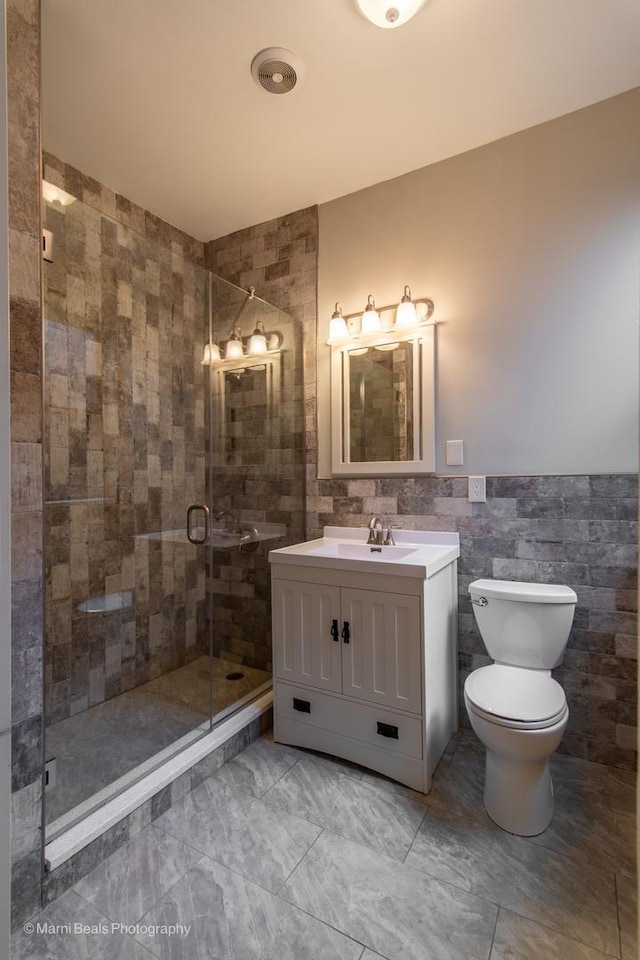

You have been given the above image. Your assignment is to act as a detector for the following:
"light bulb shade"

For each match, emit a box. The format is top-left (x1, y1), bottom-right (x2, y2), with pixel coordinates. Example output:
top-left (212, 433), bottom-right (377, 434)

top-left (354, 0), bottom-right (427, 29)
top-left (42, 180), bottom-right (77, 206)
top-left (361, 309), bottom-right (381, 333)
top-left (201, 342), bottom-right (221, 364)
top-left (248, 331), bottom-right (268, 355)
top-left (328, 315), bottom-right (349, 342)
top-left (225, 337), bottom-right (244, 361)
top-left (395, 300), bottom-right (418, 328)
top-left (361, 295), bottom-right (381, 333)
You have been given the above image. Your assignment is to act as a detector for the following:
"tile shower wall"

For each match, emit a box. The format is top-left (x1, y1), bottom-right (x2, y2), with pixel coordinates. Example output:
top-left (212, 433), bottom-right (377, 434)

top-left (309, 475), bottom-right (638, 770)
top-left (42, 152), bottom-right (208, 723)
top-left (8, 0), bottom-right (45, 928)
top-left (204, 212), bottom-right (316, 673)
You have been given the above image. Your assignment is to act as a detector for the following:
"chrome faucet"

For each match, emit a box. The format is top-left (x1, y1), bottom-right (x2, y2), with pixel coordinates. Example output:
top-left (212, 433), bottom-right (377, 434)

top-left (367, 515), bottom-right (384, 546)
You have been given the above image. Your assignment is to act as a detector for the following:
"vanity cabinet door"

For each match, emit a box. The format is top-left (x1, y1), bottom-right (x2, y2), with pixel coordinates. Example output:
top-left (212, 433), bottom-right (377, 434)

top-left (341, 589), bottom-right (422, 715)
top-left (272, 580), bottom-right (342, 693)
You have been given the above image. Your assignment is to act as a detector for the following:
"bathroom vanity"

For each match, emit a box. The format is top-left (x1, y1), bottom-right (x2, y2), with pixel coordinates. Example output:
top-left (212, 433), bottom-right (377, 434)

top-left (268, 527), bottom-right (460, 793)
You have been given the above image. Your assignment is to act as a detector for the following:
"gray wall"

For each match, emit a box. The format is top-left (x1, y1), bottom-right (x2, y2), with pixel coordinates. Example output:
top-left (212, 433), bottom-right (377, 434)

top-left (317, 88), bottom-right (640, 478)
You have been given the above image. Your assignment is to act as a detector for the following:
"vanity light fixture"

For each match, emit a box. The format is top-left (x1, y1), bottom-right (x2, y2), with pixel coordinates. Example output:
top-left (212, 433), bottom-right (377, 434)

top-left (201, 327), bottom-right (284, 366)
top-left (224, 326), bottom-right (245, 361)
top-left (327, 286), bottom-right (434, 345)
top-left (361, 295), bottom-right (382, 334)
top-left (354, 0), bottom-right (428, 29)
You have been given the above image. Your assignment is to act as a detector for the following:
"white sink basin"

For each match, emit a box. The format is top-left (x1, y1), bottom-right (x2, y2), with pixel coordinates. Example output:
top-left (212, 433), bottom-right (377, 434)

top-left (307, 543), bottom-right (419, 561)
top-left (269, 526), bottom-right (460, 579)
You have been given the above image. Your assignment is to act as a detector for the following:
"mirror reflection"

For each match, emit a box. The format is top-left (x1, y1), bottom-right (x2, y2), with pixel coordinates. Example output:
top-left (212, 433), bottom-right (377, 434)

top-left (347, 342), bottom-right (414, 463)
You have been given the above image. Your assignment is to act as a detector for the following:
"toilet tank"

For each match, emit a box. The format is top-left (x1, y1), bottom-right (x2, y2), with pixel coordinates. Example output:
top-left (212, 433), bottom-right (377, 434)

top-left (469, 579), bottom-right (577, 669)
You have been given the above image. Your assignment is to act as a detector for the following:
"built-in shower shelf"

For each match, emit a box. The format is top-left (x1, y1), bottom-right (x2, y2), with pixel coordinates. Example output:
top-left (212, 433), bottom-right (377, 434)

top-left (136, 521), bottom-right (288, 548)
top-left (77, 590), bottom-right (133, 614)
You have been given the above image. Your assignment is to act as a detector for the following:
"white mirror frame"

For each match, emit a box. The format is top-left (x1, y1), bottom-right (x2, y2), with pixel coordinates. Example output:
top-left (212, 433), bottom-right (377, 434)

top-left (330, 324), bottom-right (435, 476)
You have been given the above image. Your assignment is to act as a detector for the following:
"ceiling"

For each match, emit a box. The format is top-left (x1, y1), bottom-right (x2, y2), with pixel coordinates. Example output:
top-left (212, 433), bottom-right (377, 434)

top-left (42, 0), bottom-right (640, 241)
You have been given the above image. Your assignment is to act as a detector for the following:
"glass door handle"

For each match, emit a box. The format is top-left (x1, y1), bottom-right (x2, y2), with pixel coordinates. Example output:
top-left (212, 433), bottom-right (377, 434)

top-left (186, 504), bottom-right (210, 545)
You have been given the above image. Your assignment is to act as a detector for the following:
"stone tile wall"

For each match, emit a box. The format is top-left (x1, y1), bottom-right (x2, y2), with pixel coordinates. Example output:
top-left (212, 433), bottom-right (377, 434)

top-left (42, 153), bottom-right (209, 724)
top-left (8, 0), bottom-right (45, 928)
top-left (310, 475), bottom-right (638, 770)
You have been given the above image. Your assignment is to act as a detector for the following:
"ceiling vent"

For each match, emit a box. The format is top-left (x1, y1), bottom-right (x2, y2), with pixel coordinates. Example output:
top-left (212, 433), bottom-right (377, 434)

top-left (250, 48), bottom-right (302, 95)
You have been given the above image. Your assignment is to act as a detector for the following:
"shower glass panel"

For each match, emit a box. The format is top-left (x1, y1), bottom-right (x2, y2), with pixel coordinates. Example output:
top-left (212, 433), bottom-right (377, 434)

top-left (205, 278), bottom-right (305, 690)
top-left (42, 194), bottom-right (304, 834)
top-left (42, 194), bottom-right (211, 829)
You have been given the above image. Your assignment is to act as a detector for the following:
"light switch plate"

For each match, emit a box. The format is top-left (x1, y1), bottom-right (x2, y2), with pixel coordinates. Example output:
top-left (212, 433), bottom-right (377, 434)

top-left (446, 440), bottom-right (464, 466)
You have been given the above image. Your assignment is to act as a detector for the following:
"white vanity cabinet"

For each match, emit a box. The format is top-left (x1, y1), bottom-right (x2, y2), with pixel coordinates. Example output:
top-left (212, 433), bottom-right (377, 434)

top-left (269, 528), bottom-right (459, 793)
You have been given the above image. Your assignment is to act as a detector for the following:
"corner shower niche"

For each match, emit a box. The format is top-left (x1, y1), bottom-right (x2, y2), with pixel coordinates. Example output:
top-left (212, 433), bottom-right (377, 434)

top-left (42, 165), bottom-right (304, 833)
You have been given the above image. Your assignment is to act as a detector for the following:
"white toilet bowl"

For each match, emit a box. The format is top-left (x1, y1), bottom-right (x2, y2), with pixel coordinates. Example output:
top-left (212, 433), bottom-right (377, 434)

top-left (465, 579), bottom-right (577, 836)
top-left (464, 665), bottom-right (569, 835)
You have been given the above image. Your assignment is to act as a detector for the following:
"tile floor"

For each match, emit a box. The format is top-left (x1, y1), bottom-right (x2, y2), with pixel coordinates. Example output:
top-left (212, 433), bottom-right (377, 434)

top-left (15, 731), bottom-right (637, 960)
top-left (45, 656), bottom-right (271, 822)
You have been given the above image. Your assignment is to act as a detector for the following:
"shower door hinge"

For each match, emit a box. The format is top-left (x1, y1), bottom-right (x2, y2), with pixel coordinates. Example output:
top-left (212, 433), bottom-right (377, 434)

top-left (42, 229), bottom-right (54, 262)
top-left (44, 757), bottom-right (57, 790)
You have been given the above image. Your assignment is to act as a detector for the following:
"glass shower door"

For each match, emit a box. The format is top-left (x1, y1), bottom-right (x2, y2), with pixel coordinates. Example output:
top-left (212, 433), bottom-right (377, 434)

top-left (202, 276), bottom-right (305, 720)
top-left (43, 188), bottom-right (213, 830)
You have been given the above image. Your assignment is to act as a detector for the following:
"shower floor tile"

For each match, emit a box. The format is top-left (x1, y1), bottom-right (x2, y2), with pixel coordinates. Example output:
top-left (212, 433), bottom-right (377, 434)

top-left (45, 656), bottom-right (270, 824)
top-left (15, 730), bottom-right (635, 960)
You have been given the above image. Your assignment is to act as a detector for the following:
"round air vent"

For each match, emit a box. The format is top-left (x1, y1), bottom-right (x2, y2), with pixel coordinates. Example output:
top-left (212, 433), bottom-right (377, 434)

top-left (250, 47), bottom-right (302, 95)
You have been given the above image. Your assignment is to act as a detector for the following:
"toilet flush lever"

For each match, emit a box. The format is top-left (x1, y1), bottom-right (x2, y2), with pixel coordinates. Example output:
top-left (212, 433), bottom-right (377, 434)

top-left (471, 596), bottom-right (488, 607)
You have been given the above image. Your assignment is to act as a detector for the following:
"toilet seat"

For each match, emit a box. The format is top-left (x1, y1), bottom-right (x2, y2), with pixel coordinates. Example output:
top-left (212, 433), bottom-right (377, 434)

top-left (465, 664), bottom-right (567, 730)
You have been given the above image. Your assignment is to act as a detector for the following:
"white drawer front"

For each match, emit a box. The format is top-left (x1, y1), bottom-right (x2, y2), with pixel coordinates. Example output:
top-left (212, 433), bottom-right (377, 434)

top-left (276, 681), bottom-right (423, 760)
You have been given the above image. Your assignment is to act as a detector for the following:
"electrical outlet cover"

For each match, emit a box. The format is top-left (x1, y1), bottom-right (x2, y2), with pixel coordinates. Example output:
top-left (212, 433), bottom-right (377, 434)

top-left (468, 475), bottom-right (486, 502)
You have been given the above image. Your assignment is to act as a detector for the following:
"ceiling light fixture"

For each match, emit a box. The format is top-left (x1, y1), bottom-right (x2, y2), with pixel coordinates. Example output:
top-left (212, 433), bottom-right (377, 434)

top-left (354, 0), bottom-right (428, 29)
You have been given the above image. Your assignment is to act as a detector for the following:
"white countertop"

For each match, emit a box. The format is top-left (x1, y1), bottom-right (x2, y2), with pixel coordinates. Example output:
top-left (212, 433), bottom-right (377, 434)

top-left (269, 526), bottom-right (460, 579)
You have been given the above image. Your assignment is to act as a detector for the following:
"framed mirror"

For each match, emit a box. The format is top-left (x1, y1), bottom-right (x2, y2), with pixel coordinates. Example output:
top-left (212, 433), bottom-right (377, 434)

top-left (330, 325), bottom-right (435, 476)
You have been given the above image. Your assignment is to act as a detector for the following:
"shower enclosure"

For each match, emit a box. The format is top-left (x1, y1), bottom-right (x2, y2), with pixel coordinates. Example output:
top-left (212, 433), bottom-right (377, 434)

top-left (42, 189), bottom-right (304, 832)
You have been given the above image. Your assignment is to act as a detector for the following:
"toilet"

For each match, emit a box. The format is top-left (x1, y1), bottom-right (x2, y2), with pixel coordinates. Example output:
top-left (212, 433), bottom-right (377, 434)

top-left (464, 578), bottom-right (577, 837)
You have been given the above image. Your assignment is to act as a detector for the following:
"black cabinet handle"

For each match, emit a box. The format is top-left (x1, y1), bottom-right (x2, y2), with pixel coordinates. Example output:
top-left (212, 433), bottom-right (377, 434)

top-left (293, 698), bottom-right (311, 713)
top-left (341, 621), bottom-right (350, 644)
top-left (377, 721), bottom-right (399, 740)
top-left (330, 619), bottom-right (339, 642)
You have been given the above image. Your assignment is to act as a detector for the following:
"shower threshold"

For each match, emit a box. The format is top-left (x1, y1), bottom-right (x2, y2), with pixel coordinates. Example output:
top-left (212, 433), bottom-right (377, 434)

top-left (45, 655), bottom-right (270, 835)
top-left (45, 687), bottom-right (273, 871)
